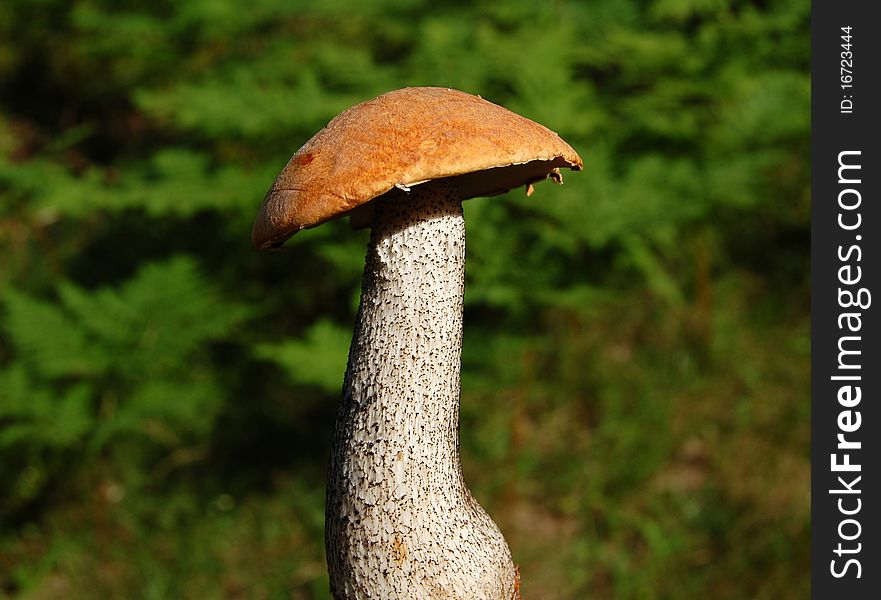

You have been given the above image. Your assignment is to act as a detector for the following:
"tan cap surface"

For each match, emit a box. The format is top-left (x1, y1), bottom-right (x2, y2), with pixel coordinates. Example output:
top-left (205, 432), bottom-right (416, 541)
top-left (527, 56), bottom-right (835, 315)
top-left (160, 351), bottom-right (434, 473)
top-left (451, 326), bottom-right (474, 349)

top-left (252, 87), bottom-right (583, 249)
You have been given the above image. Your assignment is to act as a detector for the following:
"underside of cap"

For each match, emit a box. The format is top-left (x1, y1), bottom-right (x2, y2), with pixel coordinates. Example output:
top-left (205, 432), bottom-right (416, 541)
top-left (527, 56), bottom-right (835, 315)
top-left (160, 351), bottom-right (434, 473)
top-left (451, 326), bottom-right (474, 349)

top-left (252, 87), bottom-right (583, 249)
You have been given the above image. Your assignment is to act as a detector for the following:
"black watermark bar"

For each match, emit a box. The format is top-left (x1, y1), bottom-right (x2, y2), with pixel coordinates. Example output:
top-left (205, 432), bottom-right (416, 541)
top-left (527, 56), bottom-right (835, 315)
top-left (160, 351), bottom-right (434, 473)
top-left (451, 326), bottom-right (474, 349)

top-left (812, 2), bottom-right (880, 598)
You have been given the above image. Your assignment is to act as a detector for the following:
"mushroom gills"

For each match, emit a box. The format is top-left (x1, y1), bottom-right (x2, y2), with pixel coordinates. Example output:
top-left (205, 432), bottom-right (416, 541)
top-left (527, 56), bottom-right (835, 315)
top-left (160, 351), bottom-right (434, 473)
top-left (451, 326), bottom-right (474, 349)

top-left (348, 158), bottom-right (571, 229)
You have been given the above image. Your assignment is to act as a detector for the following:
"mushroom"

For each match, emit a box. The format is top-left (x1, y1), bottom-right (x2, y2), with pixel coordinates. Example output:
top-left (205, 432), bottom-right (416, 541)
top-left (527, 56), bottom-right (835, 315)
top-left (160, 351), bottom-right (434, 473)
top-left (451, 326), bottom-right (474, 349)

top-left (253, 87), bottom-right (582, 600)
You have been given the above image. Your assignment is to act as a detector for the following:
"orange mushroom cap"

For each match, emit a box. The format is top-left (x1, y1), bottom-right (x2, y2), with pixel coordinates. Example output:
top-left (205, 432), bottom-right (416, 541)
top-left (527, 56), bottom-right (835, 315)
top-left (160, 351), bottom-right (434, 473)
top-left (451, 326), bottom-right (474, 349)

top-left (252, 87), bottom-right (582, 249)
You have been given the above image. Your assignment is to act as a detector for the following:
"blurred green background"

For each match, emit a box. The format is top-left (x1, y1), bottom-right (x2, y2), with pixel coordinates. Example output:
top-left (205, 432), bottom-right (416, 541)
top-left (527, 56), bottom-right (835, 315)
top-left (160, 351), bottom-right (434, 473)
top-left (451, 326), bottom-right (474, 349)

top-left (0, 0), bottom-right (809, 598)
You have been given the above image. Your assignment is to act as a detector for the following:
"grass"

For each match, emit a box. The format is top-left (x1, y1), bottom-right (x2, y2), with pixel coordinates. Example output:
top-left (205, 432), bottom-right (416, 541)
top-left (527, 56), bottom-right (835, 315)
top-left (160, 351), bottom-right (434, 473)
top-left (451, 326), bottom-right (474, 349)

top-left (1, 266), bottom-right (809, 599)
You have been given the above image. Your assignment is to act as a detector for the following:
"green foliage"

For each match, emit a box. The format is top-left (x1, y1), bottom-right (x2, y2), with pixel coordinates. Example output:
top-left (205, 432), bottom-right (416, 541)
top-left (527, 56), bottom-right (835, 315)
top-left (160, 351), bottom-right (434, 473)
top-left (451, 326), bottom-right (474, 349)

top-left (255, 320), bottom-right (352, 394)
top-left (0, 0), bottom-right (808, 597)
top-left (1, 257), bottom-right (248, 516)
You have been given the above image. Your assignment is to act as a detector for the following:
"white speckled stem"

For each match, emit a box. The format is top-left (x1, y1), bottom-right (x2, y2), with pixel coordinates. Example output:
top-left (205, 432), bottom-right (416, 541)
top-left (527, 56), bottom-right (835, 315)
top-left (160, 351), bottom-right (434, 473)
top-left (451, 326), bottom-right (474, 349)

top-left (326, 182), bottom-right (516, 599)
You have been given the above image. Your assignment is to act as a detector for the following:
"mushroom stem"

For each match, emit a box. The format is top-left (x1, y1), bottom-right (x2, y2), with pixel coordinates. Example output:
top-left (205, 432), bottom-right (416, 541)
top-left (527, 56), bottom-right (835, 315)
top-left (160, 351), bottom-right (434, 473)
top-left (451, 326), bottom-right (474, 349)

top-left (326, 181), bottom-right (517, 599)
